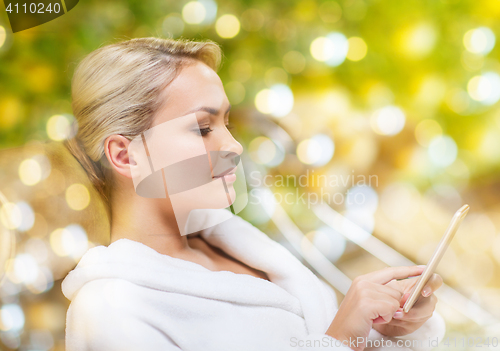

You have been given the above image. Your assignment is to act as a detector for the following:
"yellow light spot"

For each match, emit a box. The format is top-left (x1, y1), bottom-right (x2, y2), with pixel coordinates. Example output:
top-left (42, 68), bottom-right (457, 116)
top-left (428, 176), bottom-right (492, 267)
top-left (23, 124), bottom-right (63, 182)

top-left (264, 67), bottom-right (288, 86)
top-left (370, 106), bottom-right (406, 136)
top-left (463, 27), bottom-right (495, 55)
top-left (0, 203), bottom-right (22, 230)
top-left (50, 228), bottom-right (68, 257)
top-left (19, 159), bottom-right (42, 186)
top-left (310, 37), bottom-right (334, 62)
top-left (0, 97), bottom-right (22, 130)
top-left (248, 137), bottom-right (276, 164)
top-left (398, 23), bottom-right (436, 58)
top-left (346, 37), bottom-right (367, 61)
top-left (415, 119), bottom-right (442, 147)
top-left (468, 75), bottom-right (482, 101)
top-left (254, 89), bottom-right (273, 114)
top-left (65, 184), bottom-right (90, 211)
top-left (0, 26), bottom-right (6, 48)
top-left (215, 14), bottom-right (240, 39)
top-left (282, 51), bottom-right (306, 74)
top-left (46, 114), bottom-right (71, 141)
top-left (182, 1), bottom-right (206, 25)
top-left (297, 139), bottom-right (321, 164)
top-left (479, 130), bottom-right (500, 162)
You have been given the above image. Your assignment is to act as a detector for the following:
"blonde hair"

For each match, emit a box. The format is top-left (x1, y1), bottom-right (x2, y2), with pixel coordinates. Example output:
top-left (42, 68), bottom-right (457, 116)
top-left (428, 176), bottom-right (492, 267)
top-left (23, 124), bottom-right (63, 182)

top-left (65, 37), bottom-right (222, 209)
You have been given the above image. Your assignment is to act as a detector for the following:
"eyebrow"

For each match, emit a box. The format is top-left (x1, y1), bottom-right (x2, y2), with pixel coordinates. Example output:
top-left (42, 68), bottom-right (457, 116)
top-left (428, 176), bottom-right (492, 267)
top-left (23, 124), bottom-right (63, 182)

top-left (187, 104), bottom-right (232, 116)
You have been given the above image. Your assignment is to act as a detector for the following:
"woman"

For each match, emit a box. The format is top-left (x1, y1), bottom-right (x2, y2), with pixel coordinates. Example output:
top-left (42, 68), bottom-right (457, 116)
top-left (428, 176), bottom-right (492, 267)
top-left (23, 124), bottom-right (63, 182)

top-left (62, 37), bottom-right (445, 351)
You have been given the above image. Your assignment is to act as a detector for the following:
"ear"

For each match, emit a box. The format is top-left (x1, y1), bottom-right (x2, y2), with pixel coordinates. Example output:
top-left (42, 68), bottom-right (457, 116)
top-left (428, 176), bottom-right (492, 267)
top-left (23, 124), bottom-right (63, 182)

top-left (104, 135), bottom-right (133, 179)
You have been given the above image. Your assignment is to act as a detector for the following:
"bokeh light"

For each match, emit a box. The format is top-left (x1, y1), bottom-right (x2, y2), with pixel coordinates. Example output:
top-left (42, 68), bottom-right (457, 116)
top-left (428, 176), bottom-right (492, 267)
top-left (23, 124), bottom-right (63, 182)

top-left (215, 14), bottom-right (240, 39)
top-left (65, 184), bottom-right (90, 211)
top-left (428, 135), bottom-right (458, 168)
top-left (15, 202), bottom-right (35, 232)
top-left (19, 159), bottom-right (42, 186)
top-left (346, 37), bottom-right (367, 61)
top-left (0, 304), bottom-right (25, 332)
top-left (296, 134), bottom-right (334, 166)
top-left (249, 136), bottom-right (285, 167)
top-left (0, 202), bottom-right (22, 230)
top-left (46, 114), bottom-right (74, 141)
top-left (310, 33), bottom-right (348, 66)
top-left (182, 1), bottom-right (206, 24)
top-left (198, 0), bottom-right (217, 25)
top-left (467, 72), bottom-right (500, 105)
top-left (13, 253), bottom-right (38, 284)
top-left (50, 225), bottom-right (89, 259)
top-left (415, 119), bottom-right (443, 147)
top-left (0, 26), bottom-right (6, 49)
top-left (370, 106), bottom-right (406, 136)
top-left (399, 23), bottom-right (437, 58)
top-left (254, 84), bottom-right (294, 117)
top-left (463, 27), bottom-right (496, 55)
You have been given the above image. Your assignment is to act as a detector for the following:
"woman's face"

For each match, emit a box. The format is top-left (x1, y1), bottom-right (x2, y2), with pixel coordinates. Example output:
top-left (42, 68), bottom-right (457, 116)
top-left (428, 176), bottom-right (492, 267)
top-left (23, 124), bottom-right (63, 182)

top-left (126, 60), bottom-right (244, 234)
top-left (153, 59), bottom-right (243, 175)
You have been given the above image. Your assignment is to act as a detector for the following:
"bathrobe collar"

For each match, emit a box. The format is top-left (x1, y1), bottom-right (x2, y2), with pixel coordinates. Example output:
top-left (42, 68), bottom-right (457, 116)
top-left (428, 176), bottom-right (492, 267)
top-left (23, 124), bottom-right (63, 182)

top-left (61, 210), bottom-right (331, 334)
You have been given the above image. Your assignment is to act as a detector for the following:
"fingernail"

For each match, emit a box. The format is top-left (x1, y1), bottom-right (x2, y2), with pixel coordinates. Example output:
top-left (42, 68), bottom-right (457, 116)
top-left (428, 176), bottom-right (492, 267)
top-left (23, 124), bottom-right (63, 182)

top-left (422, 287), bottom-right (431, 297)
top-left (393, 311), bottom-right (404, 319)
top-left (417, 265), bottom-right (426, 268)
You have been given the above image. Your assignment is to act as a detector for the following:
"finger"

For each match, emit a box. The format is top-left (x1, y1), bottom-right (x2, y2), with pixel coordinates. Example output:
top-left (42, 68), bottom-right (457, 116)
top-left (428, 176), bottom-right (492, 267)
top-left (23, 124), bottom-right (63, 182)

top-left (365, 294), bottom-right (401, 323)
top-left (386, 277), bottom-right (419, 302)
top-left (421, 273), bottom-right (443, 297)
top-left (400, 292), bottom-right (411, 307)
top-left (401, 295), bottom-right (437, 321)
top-left (374, 283), bottom-right (404, 302)
top-left (364, 266), bottom-right (425, 285)
top-left (377, 300), bottom-right (400, 323)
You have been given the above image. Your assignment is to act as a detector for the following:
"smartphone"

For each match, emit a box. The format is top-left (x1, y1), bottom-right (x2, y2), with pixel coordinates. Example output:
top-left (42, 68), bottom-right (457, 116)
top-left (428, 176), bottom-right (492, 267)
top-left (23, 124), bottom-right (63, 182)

top-left (402, 204), bottom-right (470, 313)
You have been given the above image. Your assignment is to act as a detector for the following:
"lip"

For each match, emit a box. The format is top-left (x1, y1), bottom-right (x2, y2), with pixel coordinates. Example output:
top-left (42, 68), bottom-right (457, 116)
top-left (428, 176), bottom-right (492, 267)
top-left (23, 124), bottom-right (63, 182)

top-left (213, 166), bottom-right (237, 179)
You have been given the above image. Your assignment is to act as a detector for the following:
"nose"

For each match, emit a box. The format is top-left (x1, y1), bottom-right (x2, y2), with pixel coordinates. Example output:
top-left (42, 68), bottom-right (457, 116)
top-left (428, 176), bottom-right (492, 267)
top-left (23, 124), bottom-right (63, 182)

top-left (219, 151), bottom-right (240, 167)
top-left (214, 129), bottom-right (243, 168)
top-left (219, 129), bottom-right (243, 157)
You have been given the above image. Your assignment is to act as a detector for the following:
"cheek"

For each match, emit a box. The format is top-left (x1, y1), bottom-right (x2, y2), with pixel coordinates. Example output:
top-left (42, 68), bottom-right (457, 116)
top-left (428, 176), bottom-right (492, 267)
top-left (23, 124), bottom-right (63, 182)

top-left (200, 136), bottom-right (216, 153)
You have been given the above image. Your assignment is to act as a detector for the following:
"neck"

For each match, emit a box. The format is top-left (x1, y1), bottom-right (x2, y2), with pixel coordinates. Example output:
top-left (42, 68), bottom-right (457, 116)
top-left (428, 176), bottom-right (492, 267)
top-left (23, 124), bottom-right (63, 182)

top-left (108, 187), bottom-right (195, 257)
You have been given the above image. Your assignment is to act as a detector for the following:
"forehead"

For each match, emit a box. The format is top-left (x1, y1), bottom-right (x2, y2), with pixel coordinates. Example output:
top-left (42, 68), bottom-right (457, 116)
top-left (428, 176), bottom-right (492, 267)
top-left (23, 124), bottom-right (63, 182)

top-left (153, 60), bottom-right (227, 125)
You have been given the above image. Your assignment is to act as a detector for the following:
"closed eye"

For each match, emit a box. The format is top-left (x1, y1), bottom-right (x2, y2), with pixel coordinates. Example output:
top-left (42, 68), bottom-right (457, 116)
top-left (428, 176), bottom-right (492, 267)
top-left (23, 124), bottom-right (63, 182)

top-left (199, 127), bottom-right (213, 136)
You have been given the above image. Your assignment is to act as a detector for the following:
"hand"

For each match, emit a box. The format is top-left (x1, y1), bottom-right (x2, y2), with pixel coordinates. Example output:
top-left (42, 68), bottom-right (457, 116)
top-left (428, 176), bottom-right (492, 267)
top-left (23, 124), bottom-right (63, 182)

top-left (372, 270), bottom-right (443, 337)
top-left (325, 266), bottom-right (426, 351)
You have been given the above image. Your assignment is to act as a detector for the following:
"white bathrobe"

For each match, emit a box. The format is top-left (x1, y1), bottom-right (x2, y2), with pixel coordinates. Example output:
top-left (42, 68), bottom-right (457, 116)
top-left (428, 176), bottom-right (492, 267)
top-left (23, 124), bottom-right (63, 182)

top-left (62, 210), bottom-right (445, 351)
